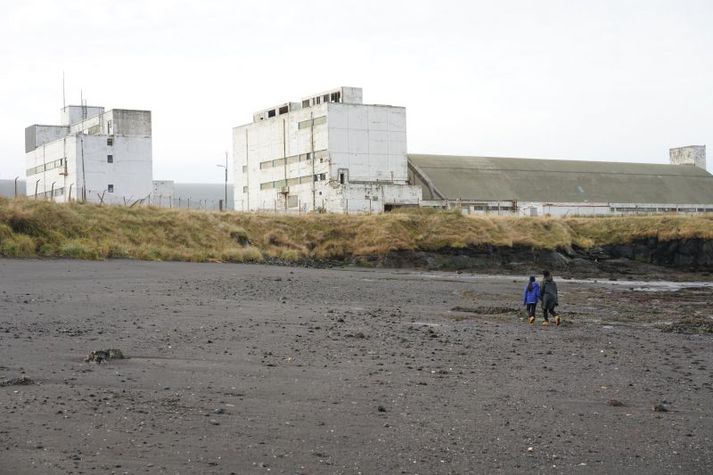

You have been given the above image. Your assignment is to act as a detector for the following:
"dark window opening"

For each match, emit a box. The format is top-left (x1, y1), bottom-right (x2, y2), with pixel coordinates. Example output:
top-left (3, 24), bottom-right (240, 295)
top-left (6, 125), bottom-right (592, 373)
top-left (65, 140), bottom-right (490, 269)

top-left (107, 137), bottom-right (113, 146)
top-left (302, 99), bottom-right (310, 108)
top-left (267, 109), bottom-right (276, 118)
top-left (323, 94), bottom-right (329, 102)
top-left (107, 184), bottom-right (114, 193)
top-left (339, 173), bottom-right (345, 184)
top-left (330, 92), bottom-right (341, 102)
top-left (278, 105), bottom-right (289, 115)
top-left (107, 155), bottom-right (113, 163)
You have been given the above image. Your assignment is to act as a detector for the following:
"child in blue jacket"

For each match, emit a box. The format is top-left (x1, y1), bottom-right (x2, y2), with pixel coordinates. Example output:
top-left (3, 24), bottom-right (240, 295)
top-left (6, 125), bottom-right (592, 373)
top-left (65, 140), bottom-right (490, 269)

top-left (523, 276), bottom-right (540, 324)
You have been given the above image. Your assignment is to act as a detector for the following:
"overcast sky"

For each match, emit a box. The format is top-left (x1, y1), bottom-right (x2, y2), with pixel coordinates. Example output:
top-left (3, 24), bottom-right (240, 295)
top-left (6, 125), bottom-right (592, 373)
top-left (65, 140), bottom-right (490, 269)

top-left (1, 0), bottom-right (711, 182)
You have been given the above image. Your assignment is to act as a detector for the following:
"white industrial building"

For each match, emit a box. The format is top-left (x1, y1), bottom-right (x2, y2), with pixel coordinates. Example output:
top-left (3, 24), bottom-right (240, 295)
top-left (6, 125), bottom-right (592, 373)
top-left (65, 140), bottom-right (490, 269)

top-left (232, 87), bottom-right (421, 213)
top-left (24, 105), bottom-right (153, 204)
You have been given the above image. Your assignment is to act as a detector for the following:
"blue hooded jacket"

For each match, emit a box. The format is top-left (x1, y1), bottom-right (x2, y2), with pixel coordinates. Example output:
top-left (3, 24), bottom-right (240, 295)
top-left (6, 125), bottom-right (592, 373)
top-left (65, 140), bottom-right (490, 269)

top-left (523, 281), bottom-right (540, 305)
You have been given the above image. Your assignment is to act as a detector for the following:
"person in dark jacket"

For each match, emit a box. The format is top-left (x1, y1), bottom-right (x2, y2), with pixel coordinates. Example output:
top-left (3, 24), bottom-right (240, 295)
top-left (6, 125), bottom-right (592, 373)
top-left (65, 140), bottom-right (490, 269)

top-left (539, 270), bottom-right (560, 326)
top-left (523, 276), bottom-right (540, 324)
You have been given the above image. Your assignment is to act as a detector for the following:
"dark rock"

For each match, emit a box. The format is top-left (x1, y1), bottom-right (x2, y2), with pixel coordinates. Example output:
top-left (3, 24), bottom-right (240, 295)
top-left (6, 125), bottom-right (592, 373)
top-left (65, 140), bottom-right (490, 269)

top-left (0, 376), bottom-right (34, 387)
top-left (85, 349), bottom-right (125, 363)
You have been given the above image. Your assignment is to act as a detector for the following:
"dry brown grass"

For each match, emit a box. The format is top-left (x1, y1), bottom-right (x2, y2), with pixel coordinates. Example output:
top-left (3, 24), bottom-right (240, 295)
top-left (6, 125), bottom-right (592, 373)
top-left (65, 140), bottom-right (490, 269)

top-left (1, 197), bottom-right (712, 262)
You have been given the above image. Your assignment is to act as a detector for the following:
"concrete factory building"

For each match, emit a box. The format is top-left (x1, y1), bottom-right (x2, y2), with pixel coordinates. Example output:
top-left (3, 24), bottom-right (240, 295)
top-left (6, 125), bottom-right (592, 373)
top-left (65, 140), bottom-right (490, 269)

top-left (409, 146), bottom-right (713, 216)
top-left (232, 87), bottom-right (421, 213)
top-left (24, 105), bottom-right (152, 204)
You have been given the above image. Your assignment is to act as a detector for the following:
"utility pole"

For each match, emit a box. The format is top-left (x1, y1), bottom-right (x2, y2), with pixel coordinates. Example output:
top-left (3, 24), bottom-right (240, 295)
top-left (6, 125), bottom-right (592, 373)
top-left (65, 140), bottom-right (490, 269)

top-left (224, 151), bottom-right (228, 211)
top-left (217, 152), bottom-right (228, 211)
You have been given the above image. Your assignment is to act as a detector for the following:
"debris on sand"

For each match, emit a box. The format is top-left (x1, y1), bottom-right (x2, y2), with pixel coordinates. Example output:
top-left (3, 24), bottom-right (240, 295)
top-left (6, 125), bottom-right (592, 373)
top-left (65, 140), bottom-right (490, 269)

top-left (607, 399), bottom-right (625, 407)
top-left (451, 306), bottom-right (517, 315)
top-left (0, 376), bottom-right (34, 387)
top-left (660, 315), bottom-right (713, 334)
top-left (377, 405), bottom-right (387, 413)
top-left (653, 403), bottom-right (669, 412)
top-left (85, 349), bottom-right (126, 363)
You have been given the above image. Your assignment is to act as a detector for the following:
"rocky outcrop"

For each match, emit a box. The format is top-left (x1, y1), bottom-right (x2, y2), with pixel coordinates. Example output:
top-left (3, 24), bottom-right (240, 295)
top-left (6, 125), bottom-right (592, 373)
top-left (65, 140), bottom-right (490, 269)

top-left (375, 238), bottom-right (713, 273)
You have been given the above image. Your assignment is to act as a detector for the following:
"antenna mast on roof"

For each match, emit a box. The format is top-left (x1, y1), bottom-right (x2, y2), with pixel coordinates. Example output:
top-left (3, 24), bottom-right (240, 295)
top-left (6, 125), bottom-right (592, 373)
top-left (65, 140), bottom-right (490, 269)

top-left (62, 71), bottom-right (66, 110)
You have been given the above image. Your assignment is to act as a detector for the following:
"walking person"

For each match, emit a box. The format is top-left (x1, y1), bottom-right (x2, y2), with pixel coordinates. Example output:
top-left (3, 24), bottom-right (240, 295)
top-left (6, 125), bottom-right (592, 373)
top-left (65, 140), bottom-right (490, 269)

top-left (540, 270), bottom-right (560, 326)
top-left (523, 276), bottom-right (540, 325)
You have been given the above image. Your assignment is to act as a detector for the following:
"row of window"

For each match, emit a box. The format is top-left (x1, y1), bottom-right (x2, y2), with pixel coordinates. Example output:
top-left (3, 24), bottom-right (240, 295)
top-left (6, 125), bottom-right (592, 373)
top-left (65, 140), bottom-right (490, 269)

top-left (611, 207), bottom-right (713, 213)
top-left (27, 158), bottom-right (65, 176)
top-left (301, 91), bottom-right (341, 108)
top-left (297, 116), bottom-right (327, 130)
top-left (36, 187), bottom-right (65, 198)
top-left (28, 154), bottom-right (115, 176)
top-left (258, 173), bottom-right (328, 191)
top-left (258, 149), bottom-right (328, 170)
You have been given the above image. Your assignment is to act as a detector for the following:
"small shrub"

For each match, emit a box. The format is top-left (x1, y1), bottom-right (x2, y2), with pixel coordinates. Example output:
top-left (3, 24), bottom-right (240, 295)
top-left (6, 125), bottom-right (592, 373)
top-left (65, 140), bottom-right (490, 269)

top-left (228, 226), bottom-right (250, 246)
top-left (1, 235), bottom-right (36, 257)
top-left (59, 241), bottom-right (101, 260)
top-left (221, 246), bottom-right (263, 263)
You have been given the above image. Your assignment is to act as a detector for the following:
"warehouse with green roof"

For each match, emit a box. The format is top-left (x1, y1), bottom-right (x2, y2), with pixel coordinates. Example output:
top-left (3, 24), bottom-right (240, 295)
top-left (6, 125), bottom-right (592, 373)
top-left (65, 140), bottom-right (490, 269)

top-left (407, 146), bottom-right (713, 216)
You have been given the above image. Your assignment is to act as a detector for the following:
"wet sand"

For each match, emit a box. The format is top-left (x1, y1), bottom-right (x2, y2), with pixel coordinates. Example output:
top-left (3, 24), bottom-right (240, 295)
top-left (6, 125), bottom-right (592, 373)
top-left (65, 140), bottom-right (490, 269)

top-left (1, 259), bottom-right (712, 474)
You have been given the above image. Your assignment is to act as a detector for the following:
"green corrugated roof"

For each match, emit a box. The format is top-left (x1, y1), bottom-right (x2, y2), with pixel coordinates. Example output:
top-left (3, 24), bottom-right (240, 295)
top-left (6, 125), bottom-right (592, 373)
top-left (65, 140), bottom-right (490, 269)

top-left (408, 154), bottom-right (713, 204)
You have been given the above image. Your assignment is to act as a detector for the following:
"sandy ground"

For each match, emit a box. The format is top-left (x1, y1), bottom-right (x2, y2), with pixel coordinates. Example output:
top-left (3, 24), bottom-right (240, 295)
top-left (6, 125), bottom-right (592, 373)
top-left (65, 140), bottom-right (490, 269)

top-left (1, 259), bottom-right (712, 475)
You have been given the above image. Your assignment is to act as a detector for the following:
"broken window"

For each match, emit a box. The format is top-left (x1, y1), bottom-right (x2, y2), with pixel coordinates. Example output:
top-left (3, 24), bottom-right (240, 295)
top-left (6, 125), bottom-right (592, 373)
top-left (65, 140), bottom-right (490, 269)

top-left (107, 120), bottom-right (113, 135)
top-left (302, 99), bottom-right (310, 108)
top-left (107, 137), bottom-right (113, 146)
top-left (107, 155), bottom-right (113, 163)
top-left (279, 105), bottom-right (289, 115)
top-left (339, 173), bottom-right (345, 184)
top-left (107, 184), bottom-right (114, 193)
top-left (267, 109), bottom-right (276, 118)
top-left (330, 92), bottom-right (341, 102)
top-left (323, 94), bottom-right (329, 102)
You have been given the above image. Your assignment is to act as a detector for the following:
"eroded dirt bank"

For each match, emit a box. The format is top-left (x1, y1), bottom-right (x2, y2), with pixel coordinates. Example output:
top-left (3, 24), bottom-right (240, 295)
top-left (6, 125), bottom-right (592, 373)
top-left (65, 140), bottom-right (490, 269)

top-left (1, 259), bottom-right (712, 474)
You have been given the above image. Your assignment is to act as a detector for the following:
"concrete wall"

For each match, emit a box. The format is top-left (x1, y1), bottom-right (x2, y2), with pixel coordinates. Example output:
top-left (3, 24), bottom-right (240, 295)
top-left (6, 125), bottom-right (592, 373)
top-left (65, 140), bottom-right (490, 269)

top-left (24, 136), bottom-right (73, 199)
top-left (233, 102), bottom-right (331, 212)
top-left (78, 135), bottom-right (153, 204)
top-left (232, 90), bottom-right (418, 214)
top-left (670, 145), bottom-right (706, 170)
top-left (112, 110), bottom-right (152, 136)
top-left (61, 105), bottom-right (104, 126)
top-left (25, 125), bottom-right (70, 153)
top-left (327, 103), bottom-right (408, 183)
top-left (422, 200), bottom-right (713, 216)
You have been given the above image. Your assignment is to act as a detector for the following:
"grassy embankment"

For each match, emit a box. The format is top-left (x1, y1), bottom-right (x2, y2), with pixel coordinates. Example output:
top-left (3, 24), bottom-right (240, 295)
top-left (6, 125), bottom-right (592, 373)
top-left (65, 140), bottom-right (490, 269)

top-left (1, 197), bottom-right (713, 263)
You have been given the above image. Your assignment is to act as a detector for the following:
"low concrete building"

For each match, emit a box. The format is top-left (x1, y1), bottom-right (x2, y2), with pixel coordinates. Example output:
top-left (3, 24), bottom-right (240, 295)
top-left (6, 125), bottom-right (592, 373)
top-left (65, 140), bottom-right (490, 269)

top-left (408, 147), bottom-right (713, 216)
top-left (25, 105), bottom-right (152, 204)
top-left (151, 180), bottom-right (234, 210)
top-left (232, 87), bottom-right (421, 213)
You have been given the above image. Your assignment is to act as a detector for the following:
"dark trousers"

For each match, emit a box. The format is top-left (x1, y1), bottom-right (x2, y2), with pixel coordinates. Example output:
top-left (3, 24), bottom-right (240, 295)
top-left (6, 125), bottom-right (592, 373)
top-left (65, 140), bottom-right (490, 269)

top-left (526, 303), bottom-right (537, 317)
top-left (543, 302), bottom-right (558, 320)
